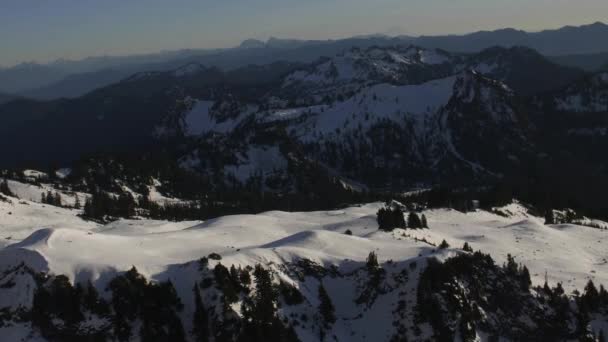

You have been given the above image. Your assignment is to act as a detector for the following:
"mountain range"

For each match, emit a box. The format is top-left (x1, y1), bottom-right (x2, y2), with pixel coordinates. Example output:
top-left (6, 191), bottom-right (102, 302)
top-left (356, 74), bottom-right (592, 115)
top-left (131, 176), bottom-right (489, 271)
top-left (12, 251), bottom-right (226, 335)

top-left (3, 22), bottom-right (608, 342)
top-left (1, 22), bottom-right (607, 100)
top-left (1, 44), bottom-right (606, 206)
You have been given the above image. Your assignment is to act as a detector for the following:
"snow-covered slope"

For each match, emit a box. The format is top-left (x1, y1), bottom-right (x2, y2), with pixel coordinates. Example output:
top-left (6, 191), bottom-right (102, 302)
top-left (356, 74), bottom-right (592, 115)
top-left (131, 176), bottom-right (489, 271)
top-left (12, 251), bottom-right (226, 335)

top-left (2, 200), bottom-right (604, 292)
top-left (171, 69), bottom-right (527, 187)
top-left (2, 191), bottom-right (608, 340)
top-left (551, 72), bottom-right (608, 113)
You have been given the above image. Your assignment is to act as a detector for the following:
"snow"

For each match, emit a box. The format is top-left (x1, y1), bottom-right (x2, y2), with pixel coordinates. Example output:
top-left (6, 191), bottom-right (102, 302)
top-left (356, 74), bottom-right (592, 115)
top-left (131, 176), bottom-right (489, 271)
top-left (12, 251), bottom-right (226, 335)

top-left (283, 47), bottom-right (454, 88)
top-left (419, 49), bottom-right (450, 65)
top-left (55, 168), bottom-right (72, 179)
top-left (224, 146), bottom-right (288, 182)
top-left (1, 199), bottom-right (606, 294)
top-left (173, 63), bottom-right (204, 77)
top-left (2, 196), bottom-right (608, 340)
top-left (22, 169), bottom-right (48, 181)
top-left (0, 195), bottom-right (97, 249)
top-left (287, 75), bottom-right (458, 143)
top-left (6, 179), bottom-right (88, 208)
top-left (568, 127), bottom-right (608, 136)
top-left (182, 100), bottom-right (255, 136)
top-left (473, 62), bottom-right (498, 74)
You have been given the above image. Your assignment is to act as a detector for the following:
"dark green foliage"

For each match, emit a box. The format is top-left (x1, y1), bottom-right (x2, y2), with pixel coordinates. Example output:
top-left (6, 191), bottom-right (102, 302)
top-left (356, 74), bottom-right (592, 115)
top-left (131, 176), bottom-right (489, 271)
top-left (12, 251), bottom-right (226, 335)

top-left (421, 214), bottom-right (428, 228)
top-left (107, 267), bottom-right (185, 342)
top-left (42, 191), bottom-right (62, 207)
top-left (83, 280), bottom-right (110, 316)
top-left (407, 212), bottom-right (423, 229)
top-left (462, 242), bottom-right (473, 252)
top-left (0, 179), bottom-right (12, 197)
top-left (31, 275), bottom-right (109, 341)
top-left (415, 252), bottom-right (585, 341)
top-left (377, 207), bottom-right (405, 231)
top-left (239, 265), bottom-right (299, 342)
top-left (192, 283), bottom-right (210, 342)
top-left (208, 253), bottom-right (222, 260)
top-left (318, 283), bottom-right (336, 326)
top-left (214, 263), bottom-right (240, 303)
top-left (279, 281), bottom-right (304, 306)
top-left (344, 229), bottom-right (353, 235)
top-left (438, 240), bottom-right (450, 249)
top-left (545, 209), bottom-right (555, 225)
top-left (357, 251), bottom-right (386, 306)
top-left (366, 251), bottom-right (379, 270)
top-left (83, 190), bottom-right (136, 221)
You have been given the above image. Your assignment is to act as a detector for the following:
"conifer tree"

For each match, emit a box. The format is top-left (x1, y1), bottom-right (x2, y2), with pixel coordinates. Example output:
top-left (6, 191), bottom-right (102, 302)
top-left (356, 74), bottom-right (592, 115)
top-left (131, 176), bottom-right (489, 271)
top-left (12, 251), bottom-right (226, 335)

top-left (192, 283), bottom-right (209, 342)
top-left (366, 251), bottom-right (379, 271)
top-left (408, 212), bottom-right (422, 229)
top-left (545, 210), bottom-right (555, 225)
top-left (421, 214), bottom-right (428, 228)
top-left (318, 283), bottom-right (336, 326)
top-left (0, 179), bottom-right (12, 197)
top-left (463, 242), bottom-right (473, 252)
top-left (519, 265), bottom-right (531, 291)
top-left (54, 192), bottom-right (62, 207)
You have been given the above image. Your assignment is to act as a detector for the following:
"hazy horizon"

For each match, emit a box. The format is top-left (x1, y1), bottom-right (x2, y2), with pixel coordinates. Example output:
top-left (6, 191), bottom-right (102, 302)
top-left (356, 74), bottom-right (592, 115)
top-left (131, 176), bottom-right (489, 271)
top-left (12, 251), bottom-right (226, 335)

top-left (2, 0), bottom-right (608, 68)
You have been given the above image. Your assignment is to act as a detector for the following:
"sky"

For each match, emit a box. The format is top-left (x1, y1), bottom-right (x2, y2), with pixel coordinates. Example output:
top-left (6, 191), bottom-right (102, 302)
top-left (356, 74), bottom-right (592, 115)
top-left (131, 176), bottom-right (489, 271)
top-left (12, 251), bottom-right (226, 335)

top-left (1, 0), bottom-right (608, 67)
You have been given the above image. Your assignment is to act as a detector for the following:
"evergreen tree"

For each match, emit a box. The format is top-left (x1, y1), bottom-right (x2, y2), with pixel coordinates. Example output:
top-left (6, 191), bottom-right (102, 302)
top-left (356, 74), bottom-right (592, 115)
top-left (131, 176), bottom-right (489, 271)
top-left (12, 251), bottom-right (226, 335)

top-left (377, 208), bottom-right (391, 231)
top-left (318, 283), bottom-right (336, 326)
top-left (116, 192), bottom-right (136, 218)
top-left (545, 210), bottom-right (555, 225)
top-left (0, 179), bottom-right (12, 197)
top-left (46, 191), bottom-right (54, 205)
top-left (439, 240), bottom-right (450, 249)
top-left (192, 283), bottom-right (209, 342)
top-left (519, 265), bottom-right (532, 291)
top-left (408, 212), bottom-right (422, 229)
top-left (463, 242), bottom-right (473, 252)
top-left (366, 251), bottom-right (379, 271)
top-left (214, 263), bottom-right (239, 304)
top-left (421, 214), bottom-right (428, 228)
top-left (54, 192), bottom-right (62, 207)
top-left (377, 207), bottom-right (405, 231)
top-left (393, 208), bottom-right (406, 228)
top-left (84, 280), bottom-right (109, 316)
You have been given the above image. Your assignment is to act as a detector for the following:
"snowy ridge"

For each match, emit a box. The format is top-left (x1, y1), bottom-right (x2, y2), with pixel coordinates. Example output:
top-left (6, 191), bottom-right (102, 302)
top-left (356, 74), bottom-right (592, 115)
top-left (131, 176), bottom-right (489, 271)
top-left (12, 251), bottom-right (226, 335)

top-left (283, 46), bottom-right (452, 87)
top-left (2, 193), bottom-right (608, 340)
top-left (1, 200), bottom-right (606, 293)
top-left (553, 72), bottom-right (608, 113)
top-left (167, 68), bottom-right (523, 185)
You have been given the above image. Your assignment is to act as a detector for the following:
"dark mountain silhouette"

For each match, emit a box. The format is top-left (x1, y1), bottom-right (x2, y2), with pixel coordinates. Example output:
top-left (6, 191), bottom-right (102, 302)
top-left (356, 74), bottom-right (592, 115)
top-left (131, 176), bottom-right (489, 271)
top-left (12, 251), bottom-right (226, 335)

top-left (413, 22), bottom-right (608, 55)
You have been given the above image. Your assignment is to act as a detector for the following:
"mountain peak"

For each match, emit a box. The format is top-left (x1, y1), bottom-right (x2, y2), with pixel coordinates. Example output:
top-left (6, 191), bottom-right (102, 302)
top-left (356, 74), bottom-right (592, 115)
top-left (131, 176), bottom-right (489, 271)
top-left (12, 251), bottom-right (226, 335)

top-left (172, 62), bottom-right (206, 77)
top-left (239, 39), bottom-right (266, 49)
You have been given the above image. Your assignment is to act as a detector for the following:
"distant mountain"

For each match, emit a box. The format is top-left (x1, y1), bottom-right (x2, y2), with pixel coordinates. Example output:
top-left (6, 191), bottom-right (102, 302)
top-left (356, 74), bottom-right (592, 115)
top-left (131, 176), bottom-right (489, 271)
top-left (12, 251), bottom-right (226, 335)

top-left (12, 37), bottom-right (404, 100)
top-left (0, 92), bottom-right (18, 104)
top-left (0, 63), bottom-right (68, 95)
top-left (0, 49), bottom-right (223, 95)
top-left (412, 22), bottom-right (608, 55)
top-left (4, 22), bottom-right (607, 100)
top-left (465, 46), bottom-right (585, 95)
top-left (0, 45), bottom-right (559, 186)
top-left (550, 52), bottom-right (608, 71)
